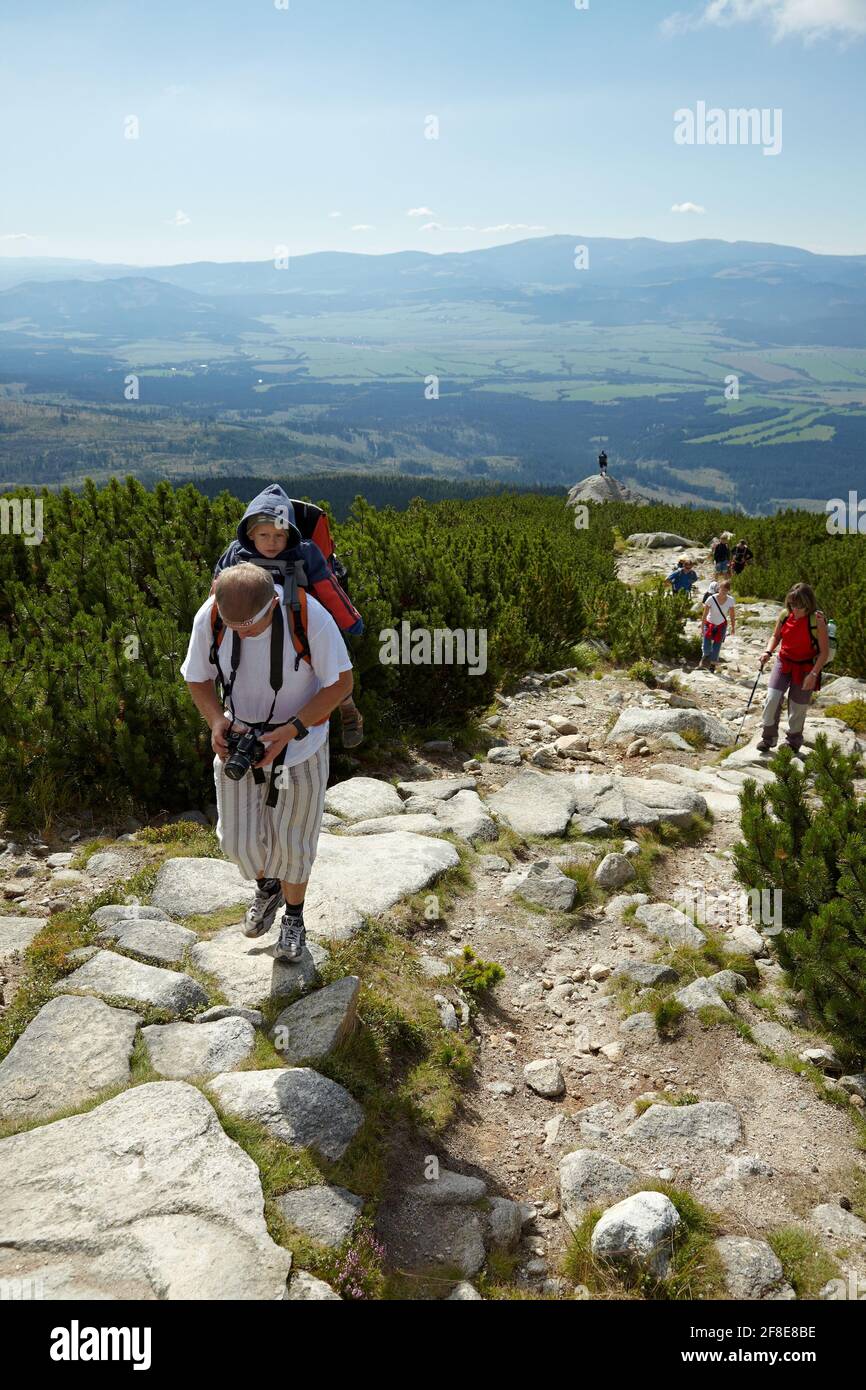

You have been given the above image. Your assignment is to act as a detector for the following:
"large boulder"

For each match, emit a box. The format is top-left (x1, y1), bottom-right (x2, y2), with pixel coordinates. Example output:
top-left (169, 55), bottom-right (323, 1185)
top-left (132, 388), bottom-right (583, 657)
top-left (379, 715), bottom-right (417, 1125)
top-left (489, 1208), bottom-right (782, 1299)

top-left (634, 902), bottom-right (706, 949)
top-left (207, 1068), bottom-right (364, 1161)
top-left (570, 774), bottom-right (708, 831)
top-left (503, 861), bottom-right (577, 912)
top-left (559, 1150), bottom-right (638, 1226)
top-left (566, 474), bottom-right (647, 507)
top-left (626, 1101), bottom-right (743, 1150)
top-left (607, 708), bottom-right (733, 748)
top-left (54, 950), bottom-right (208, 1015)
top-left (816, 676), bottom-right (866, 707)
top-left (626, 532), bottom-right (697, 549)
top-left (433, 790), bottom-right (497, 843)
top-left (0, 1082), bottom-right (291, 1299)
top-left (397, 777), bottom-right (476, 801)
top-left (715, 1236), bottom-right (795, 1300)
top-left (270, 977), bottom-right (361, 1063)
top-left (97, 918), bottom-right (197, 966)
top-left (0, 995), bottom-right (140, 1122)
top-left (190, 922), bottom-right (325, 1009)
top-left (340, 814), bottom-right (440, 837)
top-left (323, 777), bottom-right (403, 823)
top-left (488, 771), bottom-right (576, 837)
top-left (591, 1191), bottom-right (681, 1278)
top-left (305, 832), bottom-right (459, 941)
top-left (276, 1185), bottom-right (364, 1248)
top-left (141, 1018), bottom-right (256, 1079)
top-left (150, 858), bottom-right (255, 919)
top-left (0, 916), bottom-right (47, 961)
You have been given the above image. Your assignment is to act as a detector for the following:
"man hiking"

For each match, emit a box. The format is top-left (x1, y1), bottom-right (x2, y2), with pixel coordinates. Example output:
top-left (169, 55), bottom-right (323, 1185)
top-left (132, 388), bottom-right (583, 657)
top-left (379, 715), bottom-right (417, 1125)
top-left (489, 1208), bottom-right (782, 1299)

top-left (756, 582), bottom-right (830, 755)
top-left (182, 563), bottom-right (353, 960)
top-left (598, 450), bottom-right (608, 477)
top-left (731, 538), bottom-right (753, 577)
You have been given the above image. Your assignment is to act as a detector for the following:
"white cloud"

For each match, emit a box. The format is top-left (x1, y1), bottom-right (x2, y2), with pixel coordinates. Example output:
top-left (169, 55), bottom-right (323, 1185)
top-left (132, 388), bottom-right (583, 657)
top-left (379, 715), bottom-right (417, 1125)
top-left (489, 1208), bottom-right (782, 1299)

top-left (351, 224), bottom-right (375, 231)
top-left (480, 223), bottom-right (547, 232)
top-left (166, 209), bottom-right (191, 226)
top-left (420, 220), bottom-right (547, 234)
top-left (672, 201), bottom-right (706, 213)
top-left (328, 211), bottom-right (342, 218)
top-left (407, 206), bottom-right (434, 217)
top-left (663, 0), bottom-right (866, 41)
top-left (0, 232), bottom-right (34, 241)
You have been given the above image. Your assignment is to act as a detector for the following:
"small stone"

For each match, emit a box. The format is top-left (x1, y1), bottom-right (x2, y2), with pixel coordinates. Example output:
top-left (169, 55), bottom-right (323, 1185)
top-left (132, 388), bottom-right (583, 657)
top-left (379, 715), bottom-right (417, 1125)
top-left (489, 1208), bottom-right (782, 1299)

top-left (523, 1058), bottom-right (565, 1098)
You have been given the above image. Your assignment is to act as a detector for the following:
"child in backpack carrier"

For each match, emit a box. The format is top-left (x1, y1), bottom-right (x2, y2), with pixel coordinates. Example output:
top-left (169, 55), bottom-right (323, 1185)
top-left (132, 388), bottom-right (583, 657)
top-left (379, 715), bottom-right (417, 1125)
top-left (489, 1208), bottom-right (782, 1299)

top-left (212, 484), bottom-right (366, 747)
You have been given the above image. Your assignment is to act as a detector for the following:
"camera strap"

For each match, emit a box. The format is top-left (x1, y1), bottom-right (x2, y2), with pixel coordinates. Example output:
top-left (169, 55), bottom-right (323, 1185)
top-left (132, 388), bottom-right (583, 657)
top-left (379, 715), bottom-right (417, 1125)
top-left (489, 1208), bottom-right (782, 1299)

top-left (212, 604), bottom-right (291, 808)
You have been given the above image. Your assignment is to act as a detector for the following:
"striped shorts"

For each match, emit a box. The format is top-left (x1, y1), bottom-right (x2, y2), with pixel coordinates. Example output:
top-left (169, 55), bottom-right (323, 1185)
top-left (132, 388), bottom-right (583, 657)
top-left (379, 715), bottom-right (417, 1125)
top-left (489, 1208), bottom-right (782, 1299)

top-left (212, 742), bottom-right (328, 884)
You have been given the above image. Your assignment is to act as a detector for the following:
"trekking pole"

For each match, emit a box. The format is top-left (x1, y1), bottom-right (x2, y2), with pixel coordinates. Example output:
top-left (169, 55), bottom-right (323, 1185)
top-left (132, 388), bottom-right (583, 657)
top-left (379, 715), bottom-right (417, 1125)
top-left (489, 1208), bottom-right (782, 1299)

top-left (734, 667), bottom-right (763, 747)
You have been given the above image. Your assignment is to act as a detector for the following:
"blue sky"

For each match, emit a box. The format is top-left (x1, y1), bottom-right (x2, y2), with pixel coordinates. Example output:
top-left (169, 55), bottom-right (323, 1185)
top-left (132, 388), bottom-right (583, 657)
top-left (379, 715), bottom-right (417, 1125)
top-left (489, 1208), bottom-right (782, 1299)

top-left (1, 0), bottom-right (864, 264)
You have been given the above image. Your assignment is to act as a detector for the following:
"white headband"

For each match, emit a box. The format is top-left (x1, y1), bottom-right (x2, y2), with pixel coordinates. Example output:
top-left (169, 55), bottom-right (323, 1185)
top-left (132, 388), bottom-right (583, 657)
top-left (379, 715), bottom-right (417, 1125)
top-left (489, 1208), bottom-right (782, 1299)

top-left (218, 594), bottom-right (274, 629)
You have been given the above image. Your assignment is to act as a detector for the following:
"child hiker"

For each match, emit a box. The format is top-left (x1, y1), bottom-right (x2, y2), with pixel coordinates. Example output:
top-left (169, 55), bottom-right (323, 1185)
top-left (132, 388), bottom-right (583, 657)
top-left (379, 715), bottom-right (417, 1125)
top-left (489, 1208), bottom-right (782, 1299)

top-left (212, 484), bottom-right (366, 747)
top-left (699, 579), bottom-right (735, 673)
top-left (757, 582), bottom-right (830, 755)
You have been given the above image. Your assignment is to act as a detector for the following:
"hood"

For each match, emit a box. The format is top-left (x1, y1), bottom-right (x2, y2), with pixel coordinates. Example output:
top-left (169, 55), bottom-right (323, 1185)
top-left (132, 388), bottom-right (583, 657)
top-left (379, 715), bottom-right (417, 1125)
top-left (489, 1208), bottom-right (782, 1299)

top-left (237, 484), bottom-right (301, 550)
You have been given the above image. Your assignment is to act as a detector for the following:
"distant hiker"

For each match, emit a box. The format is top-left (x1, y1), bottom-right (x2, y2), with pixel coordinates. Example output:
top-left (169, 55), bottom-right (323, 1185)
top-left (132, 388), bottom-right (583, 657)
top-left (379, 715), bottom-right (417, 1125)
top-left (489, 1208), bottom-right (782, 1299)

top-left (711, 535), bottom-right (731, 577)
top-left (212, 483), bottom-right (365, 748)
top-left (598, 450), bottom-right (608, 477)
top-left (182, 563), bottom-right (353, 960)
top-left (757, 583), bottom-right (830, 755)
top-left (700, 578), bottom-right (735, 673)
top-left (731, 539), bottom-right (753, 577)
top-left (667, 557), bottom-right (699, 595)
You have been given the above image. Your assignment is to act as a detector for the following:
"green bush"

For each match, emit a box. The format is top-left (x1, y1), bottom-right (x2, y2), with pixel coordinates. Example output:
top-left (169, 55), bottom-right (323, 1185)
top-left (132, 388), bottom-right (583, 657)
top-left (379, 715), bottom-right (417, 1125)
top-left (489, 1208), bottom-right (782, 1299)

top-left (824, 700), bottom-right (866, 735)
top-left (628, 659), bottom-right (657, 687)
top-left (0, 482), bottom-right (693, 827)
top-left (733, 736), bottom-right (866, 1056)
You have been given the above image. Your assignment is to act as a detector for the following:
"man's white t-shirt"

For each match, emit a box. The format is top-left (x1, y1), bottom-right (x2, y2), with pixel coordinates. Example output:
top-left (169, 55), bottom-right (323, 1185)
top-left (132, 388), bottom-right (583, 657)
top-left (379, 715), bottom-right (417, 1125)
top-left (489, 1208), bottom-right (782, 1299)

top-left (180, 586), bottom-right (352, 768)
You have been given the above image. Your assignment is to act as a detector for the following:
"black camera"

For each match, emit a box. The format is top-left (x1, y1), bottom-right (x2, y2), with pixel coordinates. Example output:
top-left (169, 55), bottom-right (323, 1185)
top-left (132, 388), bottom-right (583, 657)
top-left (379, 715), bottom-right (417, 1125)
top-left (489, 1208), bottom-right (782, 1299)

top-left (224, 727), bottom-right (266, 781)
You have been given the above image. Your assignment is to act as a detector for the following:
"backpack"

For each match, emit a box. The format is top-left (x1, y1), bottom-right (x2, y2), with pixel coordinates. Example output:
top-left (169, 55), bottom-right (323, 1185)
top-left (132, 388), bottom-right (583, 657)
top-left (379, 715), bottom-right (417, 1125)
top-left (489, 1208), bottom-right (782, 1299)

top-left (776, 608), bottom-right (837, 666)
top-left (290, 499), bottom-right (350, 591)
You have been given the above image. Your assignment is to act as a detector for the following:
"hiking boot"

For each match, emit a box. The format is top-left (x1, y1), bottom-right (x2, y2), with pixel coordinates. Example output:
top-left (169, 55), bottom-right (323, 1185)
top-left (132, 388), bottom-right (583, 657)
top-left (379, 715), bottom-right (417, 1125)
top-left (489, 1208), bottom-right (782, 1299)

top-left (341, 707), bottom-right (364, 750)
top-left (243, 879), bottom-right (283, 938)
top-left (756, 742), bottom-right (773, 755)
top-left (275, 909), bottom-right (306, 962)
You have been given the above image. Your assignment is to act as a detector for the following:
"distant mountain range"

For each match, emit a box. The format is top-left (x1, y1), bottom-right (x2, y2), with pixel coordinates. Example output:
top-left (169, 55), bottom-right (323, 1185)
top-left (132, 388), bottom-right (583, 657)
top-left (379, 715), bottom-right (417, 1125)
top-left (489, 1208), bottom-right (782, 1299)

top-left (2, 236), bottom-right (866, 344)
top-left (1, 236), bottom-right (864, 512)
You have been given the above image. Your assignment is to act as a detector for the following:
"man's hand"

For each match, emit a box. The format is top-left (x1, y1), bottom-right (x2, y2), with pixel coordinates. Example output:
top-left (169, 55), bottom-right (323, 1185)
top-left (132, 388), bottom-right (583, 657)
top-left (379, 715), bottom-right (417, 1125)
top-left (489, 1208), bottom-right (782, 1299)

top-left (211, 714), bottom-right (234, 760)
top-left (257, 724), bottom-right (296, 768)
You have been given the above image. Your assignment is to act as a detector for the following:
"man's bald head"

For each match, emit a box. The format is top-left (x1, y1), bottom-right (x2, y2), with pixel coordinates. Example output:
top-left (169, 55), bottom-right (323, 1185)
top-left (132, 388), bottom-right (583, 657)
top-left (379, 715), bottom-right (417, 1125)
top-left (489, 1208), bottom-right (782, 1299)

top-left (214, 563), bottom-right (276, 626)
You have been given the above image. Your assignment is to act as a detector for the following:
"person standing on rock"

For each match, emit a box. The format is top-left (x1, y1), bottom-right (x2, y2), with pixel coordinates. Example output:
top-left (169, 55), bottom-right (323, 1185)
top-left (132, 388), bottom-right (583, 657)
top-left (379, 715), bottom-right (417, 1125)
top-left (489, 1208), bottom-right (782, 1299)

top-left (699, 579), bottom-right (735, 673)
top-left (756, 583), bottom-right (830, 755)
top-left (598, 450), bottom-right (608, 477)
top-left (181, 563), bottom-right (353, 961)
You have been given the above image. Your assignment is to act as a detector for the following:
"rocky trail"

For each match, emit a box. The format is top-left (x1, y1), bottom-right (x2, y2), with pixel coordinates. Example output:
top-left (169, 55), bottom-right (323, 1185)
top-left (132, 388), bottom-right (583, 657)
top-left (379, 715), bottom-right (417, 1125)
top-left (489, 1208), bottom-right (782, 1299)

top-left (1, 538), bottom-right (866, 1301)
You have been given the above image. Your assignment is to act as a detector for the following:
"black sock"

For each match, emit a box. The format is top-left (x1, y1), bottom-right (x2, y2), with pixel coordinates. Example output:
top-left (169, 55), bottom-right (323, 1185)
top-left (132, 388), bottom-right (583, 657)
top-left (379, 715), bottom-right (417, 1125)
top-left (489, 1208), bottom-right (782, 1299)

top-left (283, 899), bottom-right (305, 921)
top-left (257, 877), bottom-right (280, 893)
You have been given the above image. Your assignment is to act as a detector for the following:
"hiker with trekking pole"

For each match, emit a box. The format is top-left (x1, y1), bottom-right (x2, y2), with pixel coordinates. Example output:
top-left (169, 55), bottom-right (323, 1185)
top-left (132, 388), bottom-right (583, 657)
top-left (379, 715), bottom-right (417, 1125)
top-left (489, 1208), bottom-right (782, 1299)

top-left (753, 583), bottom-right (832, 756)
